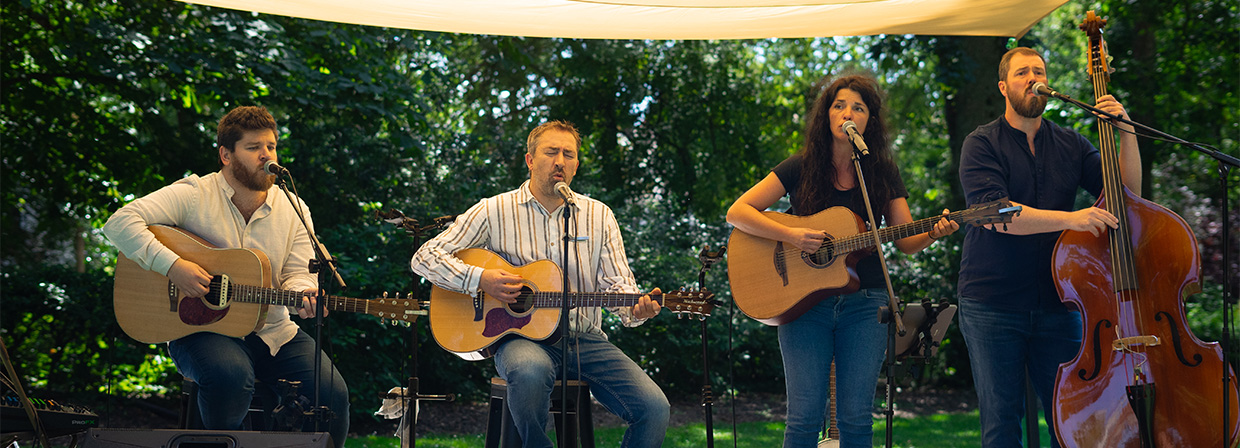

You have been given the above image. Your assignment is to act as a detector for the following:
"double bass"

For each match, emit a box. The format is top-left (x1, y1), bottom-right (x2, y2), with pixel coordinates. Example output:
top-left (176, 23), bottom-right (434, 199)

top-left (1051, 11), bottom-right (1240, 448)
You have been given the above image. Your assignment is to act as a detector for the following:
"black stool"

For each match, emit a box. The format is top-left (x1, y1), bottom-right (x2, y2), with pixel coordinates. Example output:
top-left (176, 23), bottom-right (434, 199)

top-left (180, 377), bottom-right (272, 430)
top-left (485, 377), bottom-right (596, 448)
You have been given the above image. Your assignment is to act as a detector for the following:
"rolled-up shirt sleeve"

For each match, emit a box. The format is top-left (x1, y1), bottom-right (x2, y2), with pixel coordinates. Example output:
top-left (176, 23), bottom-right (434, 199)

top-left (595, 207), bottom-right (646, 327)
top-left (276, 200), bottom-right (317, 295)
top-left (410, 201), bottom-right (491, 295)
top-left (102, 178), bottom-right (200, 276)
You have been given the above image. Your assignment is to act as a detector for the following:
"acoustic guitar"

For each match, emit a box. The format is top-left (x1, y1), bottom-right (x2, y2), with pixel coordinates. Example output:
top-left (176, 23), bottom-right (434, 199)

top-left (728, 200), bottom-right (1018, 325)
top-left (429, 248), bottom-right (717, 361)
top-left (113, 225), bottom-right (421, 344)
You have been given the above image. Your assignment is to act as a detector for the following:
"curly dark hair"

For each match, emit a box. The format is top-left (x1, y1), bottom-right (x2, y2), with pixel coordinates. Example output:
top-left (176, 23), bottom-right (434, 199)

top-left (795, 74), bottom-right (901, 220)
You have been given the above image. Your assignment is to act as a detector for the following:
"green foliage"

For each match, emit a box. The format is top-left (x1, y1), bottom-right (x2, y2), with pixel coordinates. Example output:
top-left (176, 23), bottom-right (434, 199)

top-left (3, 0), bottom-right (1237, 435)
top-left (1, 265), bottom-right (173, 398)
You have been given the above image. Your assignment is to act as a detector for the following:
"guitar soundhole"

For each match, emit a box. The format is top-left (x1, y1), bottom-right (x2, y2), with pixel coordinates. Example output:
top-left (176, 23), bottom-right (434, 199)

top-left (802, 236), bottom-right (836, 267)
top-left (508, 285), bottom-right (536, 314)
top-left (202, 275), bottom-right (227, 309)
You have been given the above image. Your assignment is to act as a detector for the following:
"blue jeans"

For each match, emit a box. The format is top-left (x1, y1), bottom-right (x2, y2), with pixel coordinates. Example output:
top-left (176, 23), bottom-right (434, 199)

top-left (169, 330), bottom-right (350, 448)
top-left (779, 288), bottom-right (889, 448)
top-left (493, 332), bottom-right (669, 448)
top-left (958, 297), bottom-right (1082, 448)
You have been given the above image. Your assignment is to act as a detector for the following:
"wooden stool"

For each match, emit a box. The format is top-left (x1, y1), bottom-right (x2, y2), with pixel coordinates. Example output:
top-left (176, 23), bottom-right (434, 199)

top-left (180, 377), bottom-right (272, 430)
top-left (485, 377), bottom-right (596, 448)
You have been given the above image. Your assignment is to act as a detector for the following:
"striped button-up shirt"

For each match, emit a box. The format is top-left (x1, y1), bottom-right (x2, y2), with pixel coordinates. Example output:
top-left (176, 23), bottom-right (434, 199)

top-left (410, 181), bottom-right (645, 335)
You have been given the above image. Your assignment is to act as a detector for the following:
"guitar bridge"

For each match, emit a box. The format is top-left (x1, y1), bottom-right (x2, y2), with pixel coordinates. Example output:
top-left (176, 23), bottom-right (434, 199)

top-left (167, 281), bottom-right (179, 311)
top-left (774, 242), bottom-right (789, 286)
top-left (473, 290), bottom-right (485, 322)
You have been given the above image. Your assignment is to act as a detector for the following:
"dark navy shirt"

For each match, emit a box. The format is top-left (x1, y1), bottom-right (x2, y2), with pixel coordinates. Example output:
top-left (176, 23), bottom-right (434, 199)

top-left (957, 116), bottom-right (1103, 311)
top-left (773, 153), bottom-right (909, 290)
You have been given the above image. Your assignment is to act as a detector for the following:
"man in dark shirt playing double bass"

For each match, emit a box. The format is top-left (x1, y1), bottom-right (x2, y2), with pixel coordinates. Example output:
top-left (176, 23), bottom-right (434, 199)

top-left (956, 46), bottom-right (1140, 448)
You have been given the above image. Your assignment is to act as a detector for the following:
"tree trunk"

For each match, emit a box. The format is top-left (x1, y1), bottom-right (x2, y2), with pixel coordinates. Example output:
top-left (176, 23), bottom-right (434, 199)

top-left (937, 36), bottom-right (1009, 211)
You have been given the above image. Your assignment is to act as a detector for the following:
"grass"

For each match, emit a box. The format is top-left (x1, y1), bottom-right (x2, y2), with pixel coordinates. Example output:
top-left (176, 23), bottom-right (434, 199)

top-left (348, 411), bottom-right (1054, 448)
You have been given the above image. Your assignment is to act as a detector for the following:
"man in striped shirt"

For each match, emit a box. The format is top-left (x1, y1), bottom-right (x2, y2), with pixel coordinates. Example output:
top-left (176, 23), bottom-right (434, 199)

top-left (411, 120), bottom-right (669, 447)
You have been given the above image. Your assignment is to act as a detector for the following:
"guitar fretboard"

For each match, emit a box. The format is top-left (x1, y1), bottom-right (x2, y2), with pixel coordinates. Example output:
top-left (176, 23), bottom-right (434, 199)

top-left (511, 291), bottom-right (661, 309)
top-left (825, 213), bottom-right (946, 255)
top-left (219, 283), bottom-right (378, 315)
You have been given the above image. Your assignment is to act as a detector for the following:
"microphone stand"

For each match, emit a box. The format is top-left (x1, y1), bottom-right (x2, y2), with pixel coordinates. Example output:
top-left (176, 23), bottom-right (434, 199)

top-left (848, 142), bottom-right (905, 448)
top-left (1045, 91), bottom-right (1240, 444)
top-left (695, 246), bottom-right (726, 448)
top-left (377, 210), bottom-right (454, 447)
top-left (557, 198), bottom-right (574, 448)
top-left (274, 171), bottom-right (343, 433)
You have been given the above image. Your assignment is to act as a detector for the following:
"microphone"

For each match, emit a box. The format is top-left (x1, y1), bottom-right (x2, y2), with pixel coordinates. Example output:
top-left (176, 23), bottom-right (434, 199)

top-left (841, 121), bottom-right (869, 156)
top-left (264, 160), bottom-right (288, 176)
top-left (1031, 82), bottom-right (1067, 99)
top-left (553, 182), bottom-right (576, 206)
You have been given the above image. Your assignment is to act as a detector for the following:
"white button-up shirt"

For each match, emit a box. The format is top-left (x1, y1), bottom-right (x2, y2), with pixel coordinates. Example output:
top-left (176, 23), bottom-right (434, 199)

top-left (102, 172), bottom-right (316, 355)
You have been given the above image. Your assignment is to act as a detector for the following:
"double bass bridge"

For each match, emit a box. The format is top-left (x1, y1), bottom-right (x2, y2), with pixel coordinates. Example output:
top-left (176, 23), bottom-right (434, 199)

top-left (1112, 335), bottom-right (1160, 351)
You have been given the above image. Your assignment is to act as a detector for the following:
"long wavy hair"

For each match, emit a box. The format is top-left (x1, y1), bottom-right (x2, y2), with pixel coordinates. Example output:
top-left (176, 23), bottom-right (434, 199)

top-left (795, 75), bottom-right (901, 221)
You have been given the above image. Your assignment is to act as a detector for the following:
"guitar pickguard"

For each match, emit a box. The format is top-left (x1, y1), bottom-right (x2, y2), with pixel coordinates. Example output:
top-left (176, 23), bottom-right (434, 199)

top-left (482, 307), bottom-right (532, 337)
top-left (774, 242), bottom-right (789, 286)
top-left (178, 296), bottom-right (229, 327)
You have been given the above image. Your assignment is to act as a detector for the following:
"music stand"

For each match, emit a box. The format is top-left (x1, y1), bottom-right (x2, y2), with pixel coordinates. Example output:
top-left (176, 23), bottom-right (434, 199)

top-left (894, 299), bottom-right (956, 360)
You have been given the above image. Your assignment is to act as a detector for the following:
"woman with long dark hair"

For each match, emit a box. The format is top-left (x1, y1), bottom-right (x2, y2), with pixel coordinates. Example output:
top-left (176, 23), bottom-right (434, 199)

top-left (726, 74), bottom-right (958, 448)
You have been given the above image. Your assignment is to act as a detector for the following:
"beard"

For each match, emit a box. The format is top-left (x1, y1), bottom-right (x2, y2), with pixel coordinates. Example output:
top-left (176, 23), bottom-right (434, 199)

top-left (1010, 86), bottom-right (1049, 118)
top-left (231, 161), bottom-right (275, 192)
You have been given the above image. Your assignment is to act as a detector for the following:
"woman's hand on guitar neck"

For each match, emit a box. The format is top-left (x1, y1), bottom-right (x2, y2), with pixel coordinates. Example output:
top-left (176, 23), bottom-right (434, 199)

top-left (168, 258), bottom-right (212, 298)
top-left (928, 209), bottom-right (961, 241)
top-left (481, 269), bottom-right (524, 303)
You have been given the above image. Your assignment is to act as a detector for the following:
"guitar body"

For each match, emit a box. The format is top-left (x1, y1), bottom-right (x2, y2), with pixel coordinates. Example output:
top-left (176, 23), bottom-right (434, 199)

top-left (727, 208), bottom-right (867, 325)
top-left (113, 225), bottom-right (272, 344)
top-left (429, 248), bottom-right (564, 361)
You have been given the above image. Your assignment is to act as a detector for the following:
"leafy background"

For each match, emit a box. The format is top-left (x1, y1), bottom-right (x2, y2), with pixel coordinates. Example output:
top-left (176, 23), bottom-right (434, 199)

top-left (2, 0), bottom-right (1236, 432)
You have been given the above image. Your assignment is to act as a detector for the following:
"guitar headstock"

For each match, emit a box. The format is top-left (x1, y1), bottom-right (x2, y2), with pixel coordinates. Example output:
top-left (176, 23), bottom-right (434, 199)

top-left (370, 291), bottom-right (427, 325)
top-left (663, 288), bottom-right (719, 320)
top-left (959, 199), bottom-right (1022, 230)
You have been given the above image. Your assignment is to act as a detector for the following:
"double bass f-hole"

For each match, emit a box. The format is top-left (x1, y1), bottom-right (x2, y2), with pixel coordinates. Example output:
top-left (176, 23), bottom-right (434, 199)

top-left (1079, 318), bottom-right (1113, 381)
top-left (1154, 311), bottom-right (1202, 368)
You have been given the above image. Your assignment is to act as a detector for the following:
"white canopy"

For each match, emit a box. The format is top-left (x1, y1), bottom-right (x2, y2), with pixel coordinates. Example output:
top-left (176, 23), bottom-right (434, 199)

top-left (180, 0), bottom-right (1067, 40)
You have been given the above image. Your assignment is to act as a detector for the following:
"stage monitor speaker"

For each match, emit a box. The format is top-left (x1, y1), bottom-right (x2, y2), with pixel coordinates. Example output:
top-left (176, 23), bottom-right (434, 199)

top-left (79, 428), bottom-right (332, 448)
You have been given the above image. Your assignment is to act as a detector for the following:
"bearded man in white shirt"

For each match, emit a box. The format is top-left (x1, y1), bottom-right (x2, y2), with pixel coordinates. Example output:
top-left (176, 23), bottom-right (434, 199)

top-left (103, 106), bottom-right (350, 448)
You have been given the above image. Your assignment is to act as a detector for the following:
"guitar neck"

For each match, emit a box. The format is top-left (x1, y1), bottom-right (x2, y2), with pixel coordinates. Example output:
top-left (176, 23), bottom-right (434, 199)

top-left (827, 210), bottom-right (965, 255)
top-left (226, 284), bottom-right (371, 313)
top-left (519, 291), bottom-right (657, 309)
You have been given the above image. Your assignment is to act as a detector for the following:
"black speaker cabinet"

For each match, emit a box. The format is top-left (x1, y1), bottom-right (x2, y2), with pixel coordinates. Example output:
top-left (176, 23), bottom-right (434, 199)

top-left (79, 428), bottom-right (332, 448)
